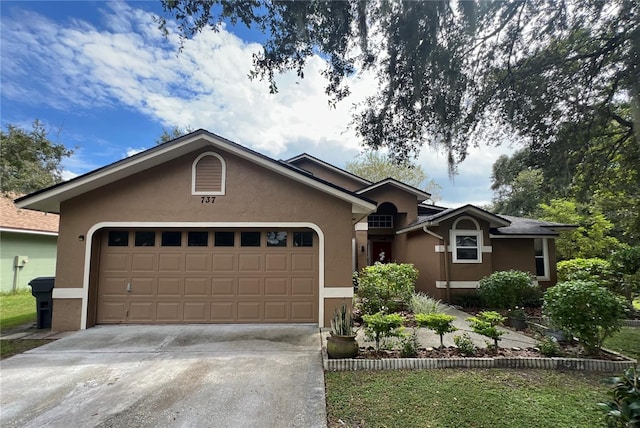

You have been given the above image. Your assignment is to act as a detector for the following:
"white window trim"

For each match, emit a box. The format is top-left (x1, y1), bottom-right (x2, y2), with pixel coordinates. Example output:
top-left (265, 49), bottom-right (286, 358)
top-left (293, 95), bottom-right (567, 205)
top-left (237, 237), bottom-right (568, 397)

top-left (450, 229), bottom-right (483, 263)
top-left (535, 237), bottom-right (550, 281)
top-left (191, 151), bottom-right (226, 196)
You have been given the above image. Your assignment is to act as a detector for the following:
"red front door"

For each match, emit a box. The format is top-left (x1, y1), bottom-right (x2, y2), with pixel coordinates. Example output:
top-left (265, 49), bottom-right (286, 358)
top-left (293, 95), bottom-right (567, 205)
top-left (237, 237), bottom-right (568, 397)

top-left (371, 241), bottom-right (393, 264)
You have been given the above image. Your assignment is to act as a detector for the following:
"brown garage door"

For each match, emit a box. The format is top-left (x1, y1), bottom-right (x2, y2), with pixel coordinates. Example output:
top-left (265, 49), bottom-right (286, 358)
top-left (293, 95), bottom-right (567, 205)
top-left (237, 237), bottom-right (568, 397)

top-left (96, 228), bottom-right (318, 324)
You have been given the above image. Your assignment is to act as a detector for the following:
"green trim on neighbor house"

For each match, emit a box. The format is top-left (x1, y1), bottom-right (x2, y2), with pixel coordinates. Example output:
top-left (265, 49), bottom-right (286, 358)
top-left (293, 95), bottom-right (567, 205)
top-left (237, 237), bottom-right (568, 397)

top-left (0, 231), bottom-right (57, 292)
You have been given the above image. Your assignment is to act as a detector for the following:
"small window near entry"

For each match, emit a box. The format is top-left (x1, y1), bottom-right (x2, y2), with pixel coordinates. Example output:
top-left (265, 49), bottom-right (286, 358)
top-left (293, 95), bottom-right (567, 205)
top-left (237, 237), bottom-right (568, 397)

top-left (135, 231), bottom-right (156, 247)
top-left (108, 231), bottom-right (129, 246)
top-left (241, 231), bottom-right (261, 247)
top-left (451, 230), bottom-right (482, 263)
top-left (266, 231), bottom-right (287, 247)
top-left (293, 231), bottom-right (313, 247)
top-left (188, 231), bottom-right (208, 247)
top-left (368, 214), bottom-right (393, 228)
top-left (161, 231), bottom-right (182, 247)
top-left (214, 231), bottom-right (235, 247)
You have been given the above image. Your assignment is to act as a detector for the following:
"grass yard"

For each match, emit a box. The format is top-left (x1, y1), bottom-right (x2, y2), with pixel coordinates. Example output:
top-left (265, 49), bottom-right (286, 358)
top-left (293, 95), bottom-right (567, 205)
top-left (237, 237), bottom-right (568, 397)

top-left (0, 290), bottom-right (48, 359)
top-left (604, 326), bottom-right (640, 360)
top-left (0, 290), bottom-right (36, 332)
top-left (325, 369), bottom-right (610, 428)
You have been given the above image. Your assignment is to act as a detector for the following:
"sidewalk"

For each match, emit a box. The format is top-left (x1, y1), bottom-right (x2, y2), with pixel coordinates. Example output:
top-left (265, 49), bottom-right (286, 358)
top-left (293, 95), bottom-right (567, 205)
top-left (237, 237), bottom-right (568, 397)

top-left (0, 322), bottom-right (72, 340)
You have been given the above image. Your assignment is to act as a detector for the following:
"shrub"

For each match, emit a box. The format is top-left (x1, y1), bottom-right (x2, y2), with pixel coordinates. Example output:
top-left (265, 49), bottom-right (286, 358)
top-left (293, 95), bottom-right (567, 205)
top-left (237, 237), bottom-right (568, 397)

top-left (415, 313), bottom-right (457, 348)
top-left (409, 292), bottom-right (445, 315)
top-left (357, 263), bottom-right (418, 315)
top-left (557, 258), bottom-right (612, 283)
top-left (598, 366), bottom-right (640, 428)
top-left (478, 270), bottom-right (538, 309)
top-left (453, 333), bottom-right (476, 356)
top-left (362, 312), bottom-right (406, 351)
top-left (450, 292), bottom-right (483, 308)
top-left (536, 336), bottom-right (563, 357)
top-left (467, 311), bottom-right (506, 348)
top-left (330, 302), bottom-right (355, 336)
top-left (399, 329), bottom-right (419, 357)
top-left (543, 280), bottom-right (627, 355)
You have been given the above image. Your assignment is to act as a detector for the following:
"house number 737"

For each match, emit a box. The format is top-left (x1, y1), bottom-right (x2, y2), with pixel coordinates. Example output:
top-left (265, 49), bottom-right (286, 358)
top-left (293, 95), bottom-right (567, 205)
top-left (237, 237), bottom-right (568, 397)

top-left (201, 196), bottom-right (216, 204)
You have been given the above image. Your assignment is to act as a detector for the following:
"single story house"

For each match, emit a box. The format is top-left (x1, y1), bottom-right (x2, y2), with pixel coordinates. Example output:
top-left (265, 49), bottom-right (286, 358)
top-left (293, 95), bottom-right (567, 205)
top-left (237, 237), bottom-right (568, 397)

top-left (16, 130), bottom-right (571, 331)
top-left (0, 193), bottom-right (59, 292)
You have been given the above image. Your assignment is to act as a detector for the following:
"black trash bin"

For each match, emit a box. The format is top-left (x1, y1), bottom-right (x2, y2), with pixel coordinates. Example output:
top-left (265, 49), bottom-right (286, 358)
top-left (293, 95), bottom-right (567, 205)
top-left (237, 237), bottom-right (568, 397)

top-left (29, 277), bottom-right (55, 329)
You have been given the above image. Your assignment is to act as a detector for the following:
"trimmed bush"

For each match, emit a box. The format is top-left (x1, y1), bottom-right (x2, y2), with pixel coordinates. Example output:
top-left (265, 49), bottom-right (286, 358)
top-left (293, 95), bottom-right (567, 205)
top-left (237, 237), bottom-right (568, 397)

top-left (415, 313), bottom-right (457, 348)
top-left (478, 270), bottom-right (538, 309)
top-left (557, 258), bottom-right (612, 283)
top-left (543, 280), bottom-right (627, 355)
top-left (357, 263), bottom-right (418, 315)
top-left (467, 311), bottom-right (506, 348)
top-left (362, 312), bottom-right (406, 351)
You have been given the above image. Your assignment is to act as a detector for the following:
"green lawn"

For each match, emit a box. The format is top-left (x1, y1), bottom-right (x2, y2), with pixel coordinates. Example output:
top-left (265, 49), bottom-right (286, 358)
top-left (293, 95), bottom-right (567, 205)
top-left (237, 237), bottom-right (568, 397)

top-left (0, 290), bottom-right (47, 359)
top-left (604, 326), bottom-right (640, 360)
top-left (325, 369), bottom-right (610, 428)
top-left (0, 290), bottom-right (36, 332)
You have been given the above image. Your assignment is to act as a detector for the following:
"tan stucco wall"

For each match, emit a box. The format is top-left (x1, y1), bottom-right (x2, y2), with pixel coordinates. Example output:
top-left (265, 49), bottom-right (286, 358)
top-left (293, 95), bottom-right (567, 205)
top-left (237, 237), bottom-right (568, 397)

top-left (403, 230), bottom-right (441, 295)
top-left (53, 148), bottom-right (355, 330)
top-left (289, 158), bottom-right (365, 192)
top-left (359, 186), bottom-right (419, 227)
top-left (492, 238), bottom-right (536, 274)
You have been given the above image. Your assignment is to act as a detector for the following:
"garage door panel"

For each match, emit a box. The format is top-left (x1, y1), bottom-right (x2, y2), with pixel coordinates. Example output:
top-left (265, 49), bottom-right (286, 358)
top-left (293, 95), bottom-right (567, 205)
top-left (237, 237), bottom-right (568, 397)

top-left (184, 301), bottom-right (209, 321)
top-left (211, 302), bottom-right (235, 321)
top-left (102, 253), bottom-right (129, 272)
top-left (129, 301), bottom-right (154, 321)
top-left (265, 277), bottom-right (288, 296)
top-left (238, 278), bottom-right (262, 296)
top-left (238, 254), bottom-right (261, 271)
top-left (101, 277), bottom-right (128, 296)
top-left (131, 278), bottom-right (154, 296)
top-left (185, 278), bottom-right (209, 296)
top-left (97, 228), bottom-right (318, 324)
top-left (98, 301), bottom-right (127, 322)
top-left (159, 254), bottom-right (183, 271)
top-left (158, 278), bottom-right (183, 296)
top-left (212, 278), bottom-right (235, 296)
top-left (185, 253), bottom-right (210, 271)
top-left (131, 254), bottom-right (156, 272)
top-left (264, 302), bottom-right (288, 321)
top-left (237, 302), bottom-right (261, 321)
top-left (212, 254), bottom-right (235, 271)
top-left (265, 253), bottom-right (288, 271)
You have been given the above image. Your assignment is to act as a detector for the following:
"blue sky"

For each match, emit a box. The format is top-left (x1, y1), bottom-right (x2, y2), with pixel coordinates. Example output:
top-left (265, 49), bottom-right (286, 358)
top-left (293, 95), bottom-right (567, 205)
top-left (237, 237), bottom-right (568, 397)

top-left (0, 1), bottom-right (514, 206)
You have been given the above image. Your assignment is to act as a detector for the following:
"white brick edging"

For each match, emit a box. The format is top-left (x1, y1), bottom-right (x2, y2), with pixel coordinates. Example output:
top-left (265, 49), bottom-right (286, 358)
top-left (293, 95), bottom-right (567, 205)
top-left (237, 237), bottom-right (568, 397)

top-left (324, 356), bottom-right (636, 372)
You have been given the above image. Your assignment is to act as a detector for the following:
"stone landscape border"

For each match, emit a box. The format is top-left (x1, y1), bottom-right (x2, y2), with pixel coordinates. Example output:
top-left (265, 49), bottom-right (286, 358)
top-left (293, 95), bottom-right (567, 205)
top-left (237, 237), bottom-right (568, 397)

top-left (324, 354), bottom-right (636, 372)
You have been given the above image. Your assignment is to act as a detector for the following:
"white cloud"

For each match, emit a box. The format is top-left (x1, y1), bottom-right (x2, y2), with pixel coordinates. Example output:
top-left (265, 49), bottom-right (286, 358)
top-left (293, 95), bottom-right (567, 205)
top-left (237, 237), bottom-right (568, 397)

top-left (0, 1), bottom-right (515, 205)
top-left (125, 147), bottom-right (146, 157)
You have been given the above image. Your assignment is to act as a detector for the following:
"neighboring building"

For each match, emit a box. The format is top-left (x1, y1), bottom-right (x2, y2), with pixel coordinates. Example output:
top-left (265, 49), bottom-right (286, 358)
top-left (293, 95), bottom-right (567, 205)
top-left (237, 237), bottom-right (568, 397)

top-left (0, 193), bottom-right (59, 292)
top-left (16, 130), bottom-right (572, 331)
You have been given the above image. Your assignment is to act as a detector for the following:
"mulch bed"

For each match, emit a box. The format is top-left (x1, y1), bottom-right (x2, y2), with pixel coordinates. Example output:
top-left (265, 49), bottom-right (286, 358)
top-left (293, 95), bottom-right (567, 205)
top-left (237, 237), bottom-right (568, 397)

top-left (355, 342), bottom-right (629, 361)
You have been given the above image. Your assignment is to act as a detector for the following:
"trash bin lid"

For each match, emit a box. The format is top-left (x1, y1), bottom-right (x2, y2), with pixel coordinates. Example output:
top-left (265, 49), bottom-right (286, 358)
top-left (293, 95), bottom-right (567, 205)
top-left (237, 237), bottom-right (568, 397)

top-left (29, 277), bottom-right (55, 293)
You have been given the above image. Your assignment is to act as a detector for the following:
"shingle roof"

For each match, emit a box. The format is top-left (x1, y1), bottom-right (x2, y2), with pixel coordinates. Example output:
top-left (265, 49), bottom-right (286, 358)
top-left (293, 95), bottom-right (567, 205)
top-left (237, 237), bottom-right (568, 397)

top-left (0, 193), bottom-right (59, 234)
top-left (491, 215), bottom-right (573, 236)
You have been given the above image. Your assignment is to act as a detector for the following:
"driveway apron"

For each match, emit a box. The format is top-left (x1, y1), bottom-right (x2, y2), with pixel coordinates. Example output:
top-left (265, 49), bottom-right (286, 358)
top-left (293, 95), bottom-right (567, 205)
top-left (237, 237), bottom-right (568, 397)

top-left (0, 324), bottom-right (326, 428)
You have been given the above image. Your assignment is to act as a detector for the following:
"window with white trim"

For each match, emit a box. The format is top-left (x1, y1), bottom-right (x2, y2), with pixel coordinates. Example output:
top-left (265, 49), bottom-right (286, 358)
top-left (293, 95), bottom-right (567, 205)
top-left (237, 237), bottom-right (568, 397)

top-left (452, 230), bottom-right (482, 263)
top-left (534, 238), bottom-right (550, 280)
top-left (192, 152), bottom-right (226, 195)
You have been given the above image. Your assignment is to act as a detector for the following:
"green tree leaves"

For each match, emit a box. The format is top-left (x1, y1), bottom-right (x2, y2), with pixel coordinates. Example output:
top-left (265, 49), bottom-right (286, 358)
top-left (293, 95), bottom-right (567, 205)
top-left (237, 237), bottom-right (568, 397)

top-left (0, 121), bottom-right (74, 194)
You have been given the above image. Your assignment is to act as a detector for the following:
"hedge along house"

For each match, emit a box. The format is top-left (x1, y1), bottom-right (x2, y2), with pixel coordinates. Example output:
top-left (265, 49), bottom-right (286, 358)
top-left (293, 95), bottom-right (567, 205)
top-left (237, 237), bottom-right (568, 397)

top-left (16, 129), bottom-right (572, 331)
top-left (0, 193), bottom-right (59, 292)
top-left (16, 130), bottom-right (376, 331)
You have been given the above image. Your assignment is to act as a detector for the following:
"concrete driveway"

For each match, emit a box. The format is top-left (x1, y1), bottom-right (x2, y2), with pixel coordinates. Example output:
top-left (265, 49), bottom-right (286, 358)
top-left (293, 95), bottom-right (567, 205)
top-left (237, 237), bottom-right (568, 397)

top-left (0, 324), bottom-right (326, 428)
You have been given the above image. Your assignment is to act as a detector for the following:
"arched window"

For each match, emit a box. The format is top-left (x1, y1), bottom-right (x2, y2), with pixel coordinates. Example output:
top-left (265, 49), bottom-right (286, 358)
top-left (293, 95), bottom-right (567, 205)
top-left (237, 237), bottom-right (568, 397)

top-left (450, 216), bottom-right (482, 263)
top-left (192, 152), bottom-right (226, 195)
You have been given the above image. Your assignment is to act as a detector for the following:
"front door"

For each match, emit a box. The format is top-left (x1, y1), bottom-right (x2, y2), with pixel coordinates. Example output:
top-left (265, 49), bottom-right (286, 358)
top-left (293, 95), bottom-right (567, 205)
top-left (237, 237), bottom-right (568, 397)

top-left (371, 241), bottom-right (392, 264)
